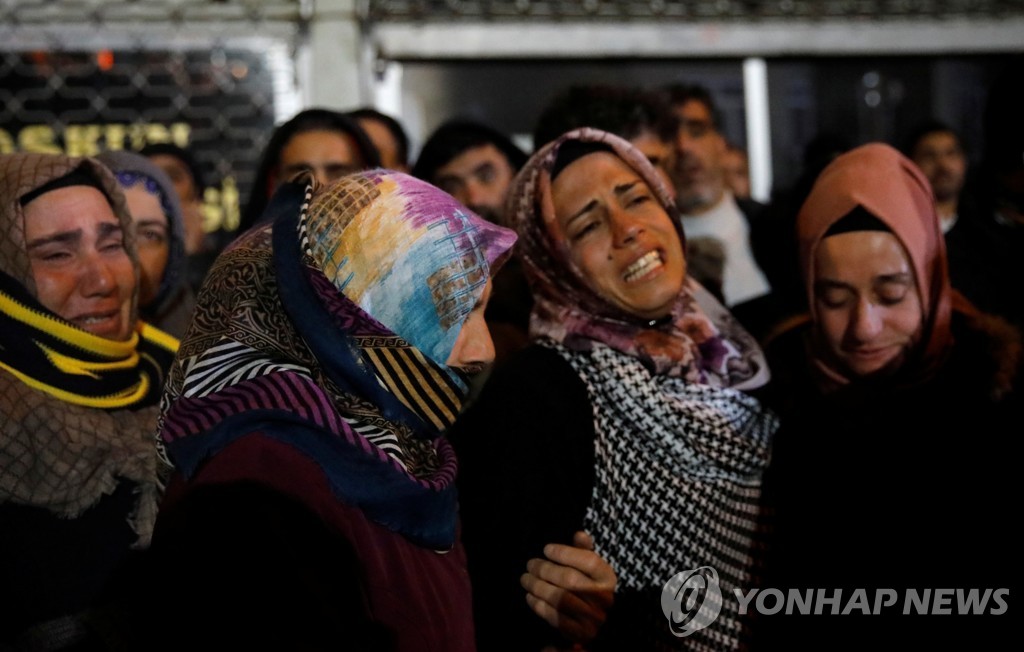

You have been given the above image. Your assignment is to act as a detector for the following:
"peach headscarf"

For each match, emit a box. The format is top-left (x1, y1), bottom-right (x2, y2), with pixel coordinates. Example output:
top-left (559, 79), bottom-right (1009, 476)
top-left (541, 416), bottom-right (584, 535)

top-left (796, 142), bottom-right (960, 387)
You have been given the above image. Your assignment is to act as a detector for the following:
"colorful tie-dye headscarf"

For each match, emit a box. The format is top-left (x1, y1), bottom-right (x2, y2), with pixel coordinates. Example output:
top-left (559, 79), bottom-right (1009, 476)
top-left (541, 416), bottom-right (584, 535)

top-left (159, 171), bottom-right (516, 548)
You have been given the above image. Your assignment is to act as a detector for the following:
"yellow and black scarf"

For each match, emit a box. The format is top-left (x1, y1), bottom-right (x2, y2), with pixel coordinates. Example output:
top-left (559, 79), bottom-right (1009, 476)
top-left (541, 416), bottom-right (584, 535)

top-left (0, 152), bottom-right (177, 547)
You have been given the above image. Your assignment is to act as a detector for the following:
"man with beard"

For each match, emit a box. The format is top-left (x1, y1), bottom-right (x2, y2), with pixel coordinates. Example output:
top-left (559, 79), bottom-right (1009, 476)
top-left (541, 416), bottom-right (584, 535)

top-left (413, 120), bottom-right (531, 368)
top-left (664, 84), bottom-right (770, 308)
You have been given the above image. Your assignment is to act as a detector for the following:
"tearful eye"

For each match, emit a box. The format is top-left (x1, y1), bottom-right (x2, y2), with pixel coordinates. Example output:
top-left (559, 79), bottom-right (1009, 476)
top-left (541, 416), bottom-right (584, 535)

top-left (41, 250), bottom-right (71, 262)
top-left (477, 165), bottom-right (496, 184)
top-left (571, 221), bottom-right (599, 241)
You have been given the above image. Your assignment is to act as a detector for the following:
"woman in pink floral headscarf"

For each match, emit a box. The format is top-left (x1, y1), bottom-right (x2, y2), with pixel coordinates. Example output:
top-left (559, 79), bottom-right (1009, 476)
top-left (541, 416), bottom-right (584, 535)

top-left (452, 128), bottom-right (779, 651)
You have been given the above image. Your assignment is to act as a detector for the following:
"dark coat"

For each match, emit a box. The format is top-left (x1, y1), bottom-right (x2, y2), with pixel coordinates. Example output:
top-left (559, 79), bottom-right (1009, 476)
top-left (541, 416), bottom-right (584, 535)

top-left (98, 434), bottom-right (476, 652)
top-left (755, 310), bottom-right (1021, 649)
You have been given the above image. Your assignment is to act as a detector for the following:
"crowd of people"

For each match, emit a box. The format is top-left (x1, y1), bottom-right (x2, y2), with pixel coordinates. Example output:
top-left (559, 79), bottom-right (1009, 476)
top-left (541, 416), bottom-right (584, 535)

top-left (1, 66), bottom-right (1020, 651)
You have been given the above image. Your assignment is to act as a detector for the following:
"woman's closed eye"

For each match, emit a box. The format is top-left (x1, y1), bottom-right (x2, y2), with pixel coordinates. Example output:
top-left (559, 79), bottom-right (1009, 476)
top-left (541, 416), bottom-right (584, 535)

top-left (816, 285), bottom-right (852, 309)
top-left (36, 248), bottom-right (72, 262)
top-left (877, 285), bottom-right (910, 305)
top-left (571, 220), bottom-right (600, 241)
top-left (100, 238), bottom-right (126, 254)
top-left (625, 192), bottom-right (653, 208)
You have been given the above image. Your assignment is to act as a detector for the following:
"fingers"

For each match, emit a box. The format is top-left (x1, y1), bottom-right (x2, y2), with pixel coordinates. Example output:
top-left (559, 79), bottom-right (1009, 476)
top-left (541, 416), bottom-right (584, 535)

top-left (522, 570), bottom-right (603, 623)
top-left (527, 556), bottom-right (614, 611)
top-left (523, 575), bottom-right (603, 643)
top-left (540, 545), bottom-right (617, 596)
top-left (572, 530), bottom-right (595, 551)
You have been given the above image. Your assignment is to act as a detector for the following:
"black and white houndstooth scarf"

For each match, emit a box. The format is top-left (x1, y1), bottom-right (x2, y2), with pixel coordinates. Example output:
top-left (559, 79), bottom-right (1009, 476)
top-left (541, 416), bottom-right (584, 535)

top-left (546, 339), bottom-right (778, 651)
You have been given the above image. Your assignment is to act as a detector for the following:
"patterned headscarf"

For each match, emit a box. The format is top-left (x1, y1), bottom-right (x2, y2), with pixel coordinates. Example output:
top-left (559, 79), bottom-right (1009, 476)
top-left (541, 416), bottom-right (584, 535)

top-left (0, 153), bottom-right (177, 547)
top-left (507, 127), bottom-right (768, 389)
top-left (159, 171), bottom-right (515, 549)
top-left (797, 142), bottom-right (957, 389)
top-left (95, 149), bottom-right (187, 319)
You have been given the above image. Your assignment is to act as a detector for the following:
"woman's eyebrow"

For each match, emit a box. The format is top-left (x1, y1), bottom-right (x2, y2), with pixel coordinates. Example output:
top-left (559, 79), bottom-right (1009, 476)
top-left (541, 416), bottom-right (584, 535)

top-left (564, 199), bottom-right (599, 226)
top-left (27, 230), bottom-right (82, 249)
top-left (97, 222), bottom-right (125, 240)
top-left (876, 272), bottom-right (913, 284)
top-left (814, 278), bottom-right (854, 293)
top-left (612, 180), bottom-right (641, 197)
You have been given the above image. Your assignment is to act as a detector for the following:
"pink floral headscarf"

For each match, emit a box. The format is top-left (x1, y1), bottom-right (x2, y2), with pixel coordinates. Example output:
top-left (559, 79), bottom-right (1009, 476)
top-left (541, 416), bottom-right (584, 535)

top-left (506, 128), bottom-right (768, 389)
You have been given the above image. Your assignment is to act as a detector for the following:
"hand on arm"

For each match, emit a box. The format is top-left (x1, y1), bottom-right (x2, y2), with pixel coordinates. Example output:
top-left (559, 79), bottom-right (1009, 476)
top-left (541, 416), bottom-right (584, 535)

top-left (522, 531), bottom-right (617, 647)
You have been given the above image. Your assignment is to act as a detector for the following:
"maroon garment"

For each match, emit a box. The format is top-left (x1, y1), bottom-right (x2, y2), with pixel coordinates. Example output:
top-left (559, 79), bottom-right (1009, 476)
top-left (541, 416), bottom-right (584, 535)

top-left (150, 433), bottom-right (476, 652)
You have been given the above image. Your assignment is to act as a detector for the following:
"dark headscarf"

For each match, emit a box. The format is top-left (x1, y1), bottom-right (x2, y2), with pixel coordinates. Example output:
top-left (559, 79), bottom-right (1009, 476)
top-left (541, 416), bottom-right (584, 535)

top-left (96, 150), bottom-right (190, 323)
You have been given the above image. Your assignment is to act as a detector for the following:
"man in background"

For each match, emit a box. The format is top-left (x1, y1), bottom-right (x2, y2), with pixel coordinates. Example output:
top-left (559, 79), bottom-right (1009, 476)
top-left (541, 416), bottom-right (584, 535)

top-left (665, 83), bottom-right (770, 307)
top-left (350, 107), bottom-right (411, 172)
top-left (412, 119), bottom-right (527, 227)
top-left (904, 121), bottom-right (969, 234)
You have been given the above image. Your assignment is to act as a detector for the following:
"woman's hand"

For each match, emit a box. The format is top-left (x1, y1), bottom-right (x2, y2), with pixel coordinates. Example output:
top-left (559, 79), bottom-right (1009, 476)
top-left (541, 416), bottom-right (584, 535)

top-left (522, 531), bottom-right (617, 646)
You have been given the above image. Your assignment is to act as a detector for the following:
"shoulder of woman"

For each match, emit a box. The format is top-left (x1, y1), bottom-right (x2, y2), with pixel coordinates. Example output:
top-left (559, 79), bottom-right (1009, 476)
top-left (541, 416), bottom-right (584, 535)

top-left (952, 308), bottom-right (1023, 402)
top-left (486, 342), bottom-right (587, 397)
top-left (449, 342), bottom-right (593, 454)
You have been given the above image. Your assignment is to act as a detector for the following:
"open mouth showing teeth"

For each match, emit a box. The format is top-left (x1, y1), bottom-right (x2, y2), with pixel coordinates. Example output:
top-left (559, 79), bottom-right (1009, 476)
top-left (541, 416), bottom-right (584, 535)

top-left (79, 315), bottom-right (114, 324)
top-left (623, 251), bottom-right (663, 282)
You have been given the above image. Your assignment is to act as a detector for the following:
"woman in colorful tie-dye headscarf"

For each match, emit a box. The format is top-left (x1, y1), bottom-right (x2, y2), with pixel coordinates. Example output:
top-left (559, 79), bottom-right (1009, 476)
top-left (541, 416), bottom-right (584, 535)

top-left (120, 169), bottom-right (508, 649)
top-left (109, 169), bottom-right (612, 650)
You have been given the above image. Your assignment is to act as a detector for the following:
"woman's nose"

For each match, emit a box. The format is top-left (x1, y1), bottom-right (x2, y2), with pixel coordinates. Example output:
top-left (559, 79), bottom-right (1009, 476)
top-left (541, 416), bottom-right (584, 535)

top-left (79, 253), bottom-right (118, 297)
top-left (447, 311), bottom-right (495, 370)
top-left (850, 299), bottom-right (884, 341)
top-left (609, 208), bottom-right (642, 246)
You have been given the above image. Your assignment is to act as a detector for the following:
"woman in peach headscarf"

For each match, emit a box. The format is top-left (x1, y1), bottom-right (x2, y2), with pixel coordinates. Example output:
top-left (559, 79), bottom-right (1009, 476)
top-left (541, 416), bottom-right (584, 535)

top-left (759, 143), bottom-right (1020, 648)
